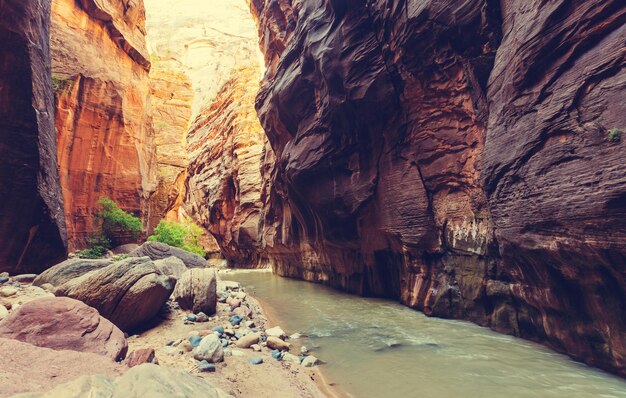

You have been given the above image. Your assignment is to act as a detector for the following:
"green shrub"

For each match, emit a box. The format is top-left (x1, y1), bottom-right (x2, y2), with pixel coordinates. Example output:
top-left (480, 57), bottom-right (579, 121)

top-left (76, 235), bottom-right (111, 259)
top-left (51, 74), bottom-right (72, 94)
top-left (148, 219), bottom-right (206, 257)
top-left (608, 128), bottom-right (622, 142)
top-left (96, 197), bottom-right (142, 242)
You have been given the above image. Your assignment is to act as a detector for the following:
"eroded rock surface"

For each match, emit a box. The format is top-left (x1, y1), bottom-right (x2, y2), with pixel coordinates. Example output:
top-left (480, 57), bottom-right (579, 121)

top-left (55, 256), bottom-right (176, 331)
top-left (0, 296), bottom-right (127, 360)
top-left (249, 0), bottom-right (626, 376)
top-left (131, 241), bottom-right (207, 268)
top-left (52, 0), bottom-right (157, 249)
top-left (0, 337), bottom-right (124, 398)
top-left (12, 363), bottom-right (232, 398)
top-left (172, 268), bottom-right (218, 315)
top-left (186, 66), bottom-right (270, 266)
top-left (0, 0), bottom-right (67, 274)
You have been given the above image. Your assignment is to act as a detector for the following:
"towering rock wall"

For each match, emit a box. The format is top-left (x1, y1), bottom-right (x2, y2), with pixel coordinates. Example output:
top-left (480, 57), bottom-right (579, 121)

top-left (52, 0), bottom-right (157, 250)
top-left (250, 0), bottom-right (626, 376)
top-left (0, 0), bottom-right (67, 273)
top-left (148, 61), bottom-right (193, 228)
top-left (186, 65), bottom-right (269, 266)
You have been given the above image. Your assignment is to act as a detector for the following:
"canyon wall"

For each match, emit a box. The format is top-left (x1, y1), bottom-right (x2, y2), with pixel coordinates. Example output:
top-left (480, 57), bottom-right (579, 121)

top-left (0, 0), bottom-right (68, 273)
top-left (249, 0), bottom-right (626, 376)
top-left (148, 60), bottom-right (193, 228)
top-left (186, 65), bottom-right (269, 266)
top-left (52, 0), bottom-right (157, 250)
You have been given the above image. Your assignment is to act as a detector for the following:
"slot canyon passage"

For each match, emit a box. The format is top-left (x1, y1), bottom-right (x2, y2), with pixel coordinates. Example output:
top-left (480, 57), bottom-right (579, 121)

top-left (0, 0), bottom-right (625, 396)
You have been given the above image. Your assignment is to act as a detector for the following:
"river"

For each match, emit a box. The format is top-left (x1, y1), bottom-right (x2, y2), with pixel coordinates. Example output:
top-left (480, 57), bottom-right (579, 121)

top-left (227, 270), bottom-right (626, 398)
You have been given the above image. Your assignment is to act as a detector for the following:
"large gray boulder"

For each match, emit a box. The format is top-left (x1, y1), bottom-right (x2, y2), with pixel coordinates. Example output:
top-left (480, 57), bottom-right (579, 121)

top-left (153, 257), bottom-right (188, 279)
top-left (12, 363), bottom-right (232, 398)
top-left (172, 268), bottom-right (217, 315)
top-left (55, 257), bottom-right (175, 332)
top-left (130, 242), bottom-right (207, 268)
top-left (33, 258), bottom-right (111, 287)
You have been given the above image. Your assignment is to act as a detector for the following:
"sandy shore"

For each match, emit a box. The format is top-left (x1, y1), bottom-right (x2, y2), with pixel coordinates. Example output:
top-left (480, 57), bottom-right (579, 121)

top-left (126, 271), bottom-right (335, 398)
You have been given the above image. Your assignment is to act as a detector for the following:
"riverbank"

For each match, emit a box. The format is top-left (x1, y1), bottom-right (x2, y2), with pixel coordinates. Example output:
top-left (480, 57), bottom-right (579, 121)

top-left (0, 271), bottom-right (330, 398)
top-left (126, 270), bottom-right (332, 397)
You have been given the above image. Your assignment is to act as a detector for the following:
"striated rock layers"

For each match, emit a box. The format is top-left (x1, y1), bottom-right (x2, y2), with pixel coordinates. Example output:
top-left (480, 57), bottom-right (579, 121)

top-left (148, 62), bottom-right (193, 228)
top-left (0, 0), bottom-right (67, 274)
top-left (249, 0), bottom-right (626, 376)
top-left (186, 66), bottom-right (270, 266)
top-left (52, 0), bottom-right (157, 250)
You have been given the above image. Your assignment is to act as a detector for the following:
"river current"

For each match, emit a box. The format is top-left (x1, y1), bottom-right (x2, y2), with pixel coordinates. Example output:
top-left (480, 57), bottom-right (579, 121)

top-left (228, 270), bottom-right (626, 398)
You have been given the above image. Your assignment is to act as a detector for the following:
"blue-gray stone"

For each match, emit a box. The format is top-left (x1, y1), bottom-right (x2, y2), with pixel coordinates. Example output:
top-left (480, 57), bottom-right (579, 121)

top-left (249, 357), bottom-right (263, 365)
top-left (0, 277), bottom-right (9, 284)
top-left (221, 339), bottom-right (229, 348)
top-left (189, 335), bottom-right (202, 348)
top-left (198, 360), bottom-right (216, 372)
top-left (218, 296), bottom-right (227, 303)
top-left (271, 350), bottom-right (283, 360)
top-left (185, 314), bottom-right (197, 322)
top-left (229, 314), bottom-right (243, 326)
top-left (212, 326), bottom-right (225, 335)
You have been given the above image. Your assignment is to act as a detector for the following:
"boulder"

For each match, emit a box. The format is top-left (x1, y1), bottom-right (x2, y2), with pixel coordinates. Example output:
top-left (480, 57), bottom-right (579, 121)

top-left (193, 334), bottom-right (224, 363)
top-left (11, 363), bottom-right (232, 398)
top-left (172, 268), bottom-right (217, 315)
top-left (266, 336), bottom-right (290, 351)
top-left (301, 355), bottom-right (319, 367)
top-left (33, 258), bottom-right (112, 287)
top-left (127, 348), bottom-right (158, 367)
top-left (0, 297), bottom-right (127, 360)
top-left (235, 333), bottom-right (260, 348)
top-left (248, 357), bottom-right (263, 365)
top-left (282, 352), bottom-right (302, 365)
top-left (0, 337), bottom-right (124, 397)
top-left (113, 244), bottom-right (140, 254)
top-left (13, 274), bottom-right (37, 283)
top-left (130, 242), bottom-right (207, 268)
top-left (55, 257), bottom-right (176, 331)
top-left (266, 326), bottom-right (286, 339)
top-left (0, 286), bottom-right (17, 297)
top-left (153, 257), bottom-right (188, 279)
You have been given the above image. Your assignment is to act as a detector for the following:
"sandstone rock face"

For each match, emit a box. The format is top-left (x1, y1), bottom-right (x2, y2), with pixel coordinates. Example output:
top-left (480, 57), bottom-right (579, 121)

top-left (153, 256), bottom-right (188, 279)
top-left (250, 0), bottom-right (626, 376)
top-left (55, 256), bottom-right (176, 331)
top-left (33, 257), bottom-right (112, 287)
top-left (130, 241), bottom-right (207, 268)
top-left (144, 0), bottom-right (261, 116)
top-left (186, 66), bottom-right (270, 266)
top-left (0, 296), bottom-right (127, 360)
top-left (0, 0), bottom-right (67, 274)
top-left (148, 61), bottom-right (193, 228)
top-left (12, 363), bottom-right (232, 398)
top-left (52, 0), bottom-right (157, 250)
top-left (172, 268), bottom-right (218, 315)
top-left (0, 337), bottom-right (124, 398)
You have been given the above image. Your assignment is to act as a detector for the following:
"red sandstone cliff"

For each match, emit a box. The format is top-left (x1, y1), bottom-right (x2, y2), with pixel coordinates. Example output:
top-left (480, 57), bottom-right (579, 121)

top-left (0, 0), bottom-right (68, 273)
top-left (248, 0), bottom-right (626, 376)
top-left (52, 0), bottom-right (157, 250)
top-left (186, 65), bottom-right (269, 266)
top-left (148, 60), bottom-right (193, 228)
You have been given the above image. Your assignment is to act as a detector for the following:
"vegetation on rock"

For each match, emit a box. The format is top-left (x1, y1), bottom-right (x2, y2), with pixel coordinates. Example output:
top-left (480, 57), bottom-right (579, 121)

top-left (607, 128), bottom-right (622, 142)
top-left (148, 218), bottom-right (206, 257)
top-left (76, 197), bottom-right (142, 258)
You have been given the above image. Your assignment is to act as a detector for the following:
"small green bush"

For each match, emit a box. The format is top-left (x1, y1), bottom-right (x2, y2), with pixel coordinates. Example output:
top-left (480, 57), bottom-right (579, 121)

top-left (96, 197), bottom-right (142, 242)
top-left (148, 219), bottom-right (206, 257)
top-left (608, 128), bottom-right (622, 142)
top-left (51, 74), bottom-right (72, 94)
top-left (76, 235), bottom-right (111, 259)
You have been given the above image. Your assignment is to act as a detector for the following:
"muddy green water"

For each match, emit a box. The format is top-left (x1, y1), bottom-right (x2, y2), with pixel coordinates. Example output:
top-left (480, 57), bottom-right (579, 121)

top-left (228, 270), bottom-right (626, 398)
